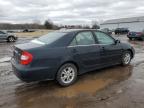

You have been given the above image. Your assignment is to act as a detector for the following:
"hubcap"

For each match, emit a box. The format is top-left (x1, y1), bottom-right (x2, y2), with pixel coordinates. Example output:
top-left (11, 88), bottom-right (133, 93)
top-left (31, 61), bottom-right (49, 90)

top-left (124, 53), bottom-right (131, 64)
top-left (10, 37), bottom-right (14, 42)
top-left (61, 67), bottom-right (75, 84)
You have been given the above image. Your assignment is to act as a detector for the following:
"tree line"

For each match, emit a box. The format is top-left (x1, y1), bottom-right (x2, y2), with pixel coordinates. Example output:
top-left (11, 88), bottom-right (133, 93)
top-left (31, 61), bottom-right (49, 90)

top-left (0, 20), bottom-right (100, 30)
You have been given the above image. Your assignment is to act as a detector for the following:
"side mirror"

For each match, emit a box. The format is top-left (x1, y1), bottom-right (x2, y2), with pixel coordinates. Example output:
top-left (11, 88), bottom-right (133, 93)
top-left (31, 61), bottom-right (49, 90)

top-left (115, 40), bottom-right (120, 44)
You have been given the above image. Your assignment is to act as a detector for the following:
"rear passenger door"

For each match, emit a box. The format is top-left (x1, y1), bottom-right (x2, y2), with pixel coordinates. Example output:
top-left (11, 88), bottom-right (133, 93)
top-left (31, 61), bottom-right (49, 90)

top-left (94, 31), bottom-right (122, 66)
top-left (69, 31), bottom-right (101, 71)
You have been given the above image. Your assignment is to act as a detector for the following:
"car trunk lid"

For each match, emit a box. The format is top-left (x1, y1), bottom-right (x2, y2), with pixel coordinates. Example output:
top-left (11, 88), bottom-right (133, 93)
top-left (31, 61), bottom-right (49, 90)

top-left (13, 42), bottom-right (45, 63)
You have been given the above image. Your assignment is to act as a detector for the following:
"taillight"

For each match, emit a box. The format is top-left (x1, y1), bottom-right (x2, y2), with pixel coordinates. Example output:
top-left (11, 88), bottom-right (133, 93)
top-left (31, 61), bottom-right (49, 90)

top-left (20, 51), bottom-right (33, 65)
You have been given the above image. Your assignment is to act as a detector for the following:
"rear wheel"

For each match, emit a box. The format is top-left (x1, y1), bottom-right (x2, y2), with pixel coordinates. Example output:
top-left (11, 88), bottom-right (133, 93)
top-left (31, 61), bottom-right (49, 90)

top-left (7, 36), bottom-right (15, 42)
top-left (129, 38), bottom-right (132, 40)
top-left (56, 63), bottom-right (77, 86)
top-left (130, 38), bottom-right (135, 41)
top-left (121, 51), bottom-right (132, 66)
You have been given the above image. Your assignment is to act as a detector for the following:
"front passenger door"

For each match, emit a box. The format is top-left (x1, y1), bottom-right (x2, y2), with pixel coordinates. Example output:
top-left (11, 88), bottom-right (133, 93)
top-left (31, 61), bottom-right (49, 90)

top-left (94, 31), bottom-right (122, 66)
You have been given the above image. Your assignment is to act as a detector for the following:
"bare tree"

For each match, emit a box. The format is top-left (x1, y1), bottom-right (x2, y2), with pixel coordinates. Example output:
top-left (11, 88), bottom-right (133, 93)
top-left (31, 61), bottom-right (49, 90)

top-left (44, 19), bottom-right (54, 29)
top-left (91, 21), bottom-right (100, 29)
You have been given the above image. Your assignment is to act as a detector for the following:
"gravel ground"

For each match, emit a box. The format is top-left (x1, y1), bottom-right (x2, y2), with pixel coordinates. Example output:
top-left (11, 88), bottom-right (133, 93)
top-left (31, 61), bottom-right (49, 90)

top-left (0, 34), bottom-right (144, 108)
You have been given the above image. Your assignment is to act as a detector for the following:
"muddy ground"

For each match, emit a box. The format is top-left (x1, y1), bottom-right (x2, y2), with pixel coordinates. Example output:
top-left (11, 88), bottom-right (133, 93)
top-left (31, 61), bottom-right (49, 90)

top-left (0, 35), bottom-right (144, 108)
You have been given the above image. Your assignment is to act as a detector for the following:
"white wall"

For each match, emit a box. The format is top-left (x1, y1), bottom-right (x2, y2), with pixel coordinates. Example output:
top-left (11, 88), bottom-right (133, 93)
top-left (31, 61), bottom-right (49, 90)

top-left (100, 22), bottom-right (144, 32)
top-left (100, 24), bottom-right (117, 30)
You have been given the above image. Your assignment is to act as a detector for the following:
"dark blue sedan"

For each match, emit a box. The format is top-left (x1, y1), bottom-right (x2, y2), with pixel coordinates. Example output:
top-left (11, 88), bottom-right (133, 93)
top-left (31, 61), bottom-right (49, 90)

top-left (11, 29), bottom-right (135, 86)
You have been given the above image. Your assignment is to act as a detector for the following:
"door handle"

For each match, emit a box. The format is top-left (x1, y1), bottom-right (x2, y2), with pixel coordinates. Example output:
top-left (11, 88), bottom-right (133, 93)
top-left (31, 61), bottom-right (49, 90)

top-left (72, 49), bottom-right (78, 53)
top-left (102, 47), bottom-right (105, 50)
top-left (100, 47), bottom-right (105, 55)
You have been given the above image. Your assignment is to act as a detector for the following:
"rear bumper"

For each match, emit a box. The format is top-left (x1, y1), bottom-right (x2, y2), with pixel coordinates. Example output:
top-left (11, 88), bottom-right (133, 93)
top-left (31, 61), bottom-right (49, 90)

top-left (11, 58), bottom-right (56, 82)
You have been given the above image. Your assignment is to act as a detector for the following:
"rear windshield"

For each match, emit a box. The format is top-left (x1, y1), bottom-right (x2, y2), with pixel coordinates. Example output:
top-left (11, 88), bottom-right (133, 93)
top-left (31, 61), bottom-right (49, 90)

top-left (32, 32), bottom-right (67, 44)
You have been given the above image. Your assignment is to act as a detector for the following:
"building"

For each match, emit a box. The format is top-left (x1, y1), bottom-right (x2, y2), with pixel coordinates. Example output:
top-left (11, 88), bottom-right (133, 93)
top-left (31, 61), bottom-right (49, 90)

top-left (100, 16), bottom-right (144, 32)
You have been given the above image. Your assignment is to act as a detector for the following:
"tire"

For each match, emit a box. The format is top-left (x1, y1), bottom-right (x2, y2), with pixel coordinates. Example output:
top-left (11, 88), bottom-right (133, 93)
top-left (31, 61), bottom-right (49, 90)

top-left (7, 36), bottom-right (15, 42)
top-left (141, 37), bottom-right (144, 41)
top-left (121, 51), bottom-right (132, 66)
top-left (56, 63), bottom-right (78, 86)
top-left (129, 38), bottom-right (132, 40)
top-left (130, 38), bottom-right (135, 41)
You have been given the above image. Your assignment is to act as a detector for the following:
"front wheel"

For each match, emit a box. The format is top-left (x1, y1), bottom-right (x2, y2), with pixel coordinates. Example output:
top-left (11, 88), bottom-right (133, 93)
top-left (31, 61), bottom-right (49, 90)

top-left (121, 51), bottom-right (132, 66)
top-left (56, 63), bottom-right (78, 86)
top-left (7, 36), bottom-right (15, 42)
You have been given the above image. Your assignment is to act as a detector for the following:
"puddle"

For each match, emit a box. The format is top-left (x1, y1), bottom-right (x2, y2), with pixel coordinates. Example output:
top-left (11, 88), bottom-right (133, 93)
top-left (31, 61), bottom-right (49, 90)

top-left (0, 65), bottom-right (131, 108)
top-left (0, 62), bottom-right (10, 67)
top-left (132, 53), bottom-right (144, 66)
top-left (0, 57), bottom-right (11, 63)
top-left (52, 79), bottom-right (113, 98)
top-left (51, 65), bottom-right (133, 98)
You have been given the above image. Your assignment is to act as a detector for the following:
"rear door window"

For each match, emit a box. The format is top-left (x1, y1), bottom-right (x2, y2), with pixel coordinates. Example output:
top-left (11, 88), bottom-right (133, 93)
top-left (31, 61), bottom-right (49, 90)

top-left (70, 31), bottom-right (95, 46)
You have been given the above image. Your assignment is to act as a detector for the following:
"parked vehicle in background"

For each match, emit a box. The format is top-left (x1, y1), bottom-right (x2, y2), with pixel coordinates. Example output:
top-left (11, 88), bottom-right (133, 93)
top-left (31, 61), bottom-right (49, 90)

top-left (23, 29), bottom-right (35, 32)
top-left (101, 28), bottom-right (112, 35)
top-left (115, 28), bottom-right (129, 34)
top-left (127, 31), bottom-right (144, 41)
top-left (11, 29), bottom-right (135, 86)
top-left (0, 31), bottom-right (17, 42)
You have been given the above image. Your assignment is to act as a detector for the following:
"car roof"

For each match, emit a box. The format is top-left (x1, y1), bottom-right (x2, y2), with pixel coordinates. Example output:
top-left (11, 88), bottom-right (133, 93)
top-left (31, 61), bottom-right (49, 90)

top-left (57, 29), bottom-right (100, 33)
top-left (0, 31), bottom-right (5, 33)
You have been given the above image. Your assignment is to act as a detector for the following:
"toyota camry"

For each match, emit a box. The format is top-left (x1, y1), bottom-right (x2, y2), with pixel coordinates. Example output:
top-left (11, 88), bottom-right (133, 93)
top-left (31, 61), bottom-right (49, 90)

top-left (11, 29), bottom-right (135, 86)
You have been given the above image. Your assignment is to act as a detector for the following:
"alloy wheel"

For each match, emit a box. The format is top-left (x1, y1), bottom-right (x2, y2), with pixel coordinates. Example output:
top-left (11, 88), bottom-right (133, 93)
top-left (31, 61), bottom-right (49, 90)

top-left (61, 67), bottom-right (75, 84)
top-left (123, 53), bottom-right (131, 65)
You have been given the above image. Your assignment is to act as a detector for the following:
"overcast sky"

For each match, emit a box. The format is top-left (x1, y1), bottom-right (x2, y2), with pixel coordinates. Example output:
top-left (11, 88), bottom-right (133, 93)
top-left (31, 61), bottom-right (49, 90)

top-left (0, 0), bottom-right (144, 25)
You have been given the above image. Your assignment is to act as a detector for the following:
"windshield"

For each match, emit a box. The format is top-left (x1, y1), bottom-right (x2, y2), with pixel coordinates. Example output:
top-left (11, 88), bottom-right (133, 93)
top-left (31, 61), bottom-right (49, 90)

top-left (31, 32), bottom-right (67, 44)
